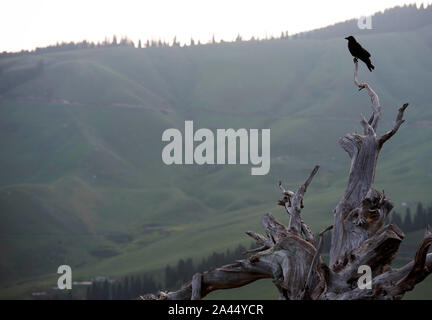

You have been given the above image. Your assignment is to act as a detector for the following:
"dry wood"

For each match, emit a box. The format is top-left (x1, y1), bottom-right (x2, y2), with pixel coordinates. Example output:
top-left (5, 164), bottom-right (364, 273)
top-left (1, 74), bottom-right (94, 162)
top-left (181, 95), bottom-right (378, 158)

top-left (143, 59), bottom-right (431, 300)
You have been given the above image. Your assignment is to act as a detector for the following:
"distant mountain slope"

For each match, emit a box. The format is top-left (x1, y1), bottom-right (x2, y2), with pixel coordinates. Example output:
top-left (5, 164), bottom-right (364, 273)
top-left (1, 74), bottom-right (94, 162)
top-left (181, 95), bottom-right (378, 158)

top-left (0, 9), bottom-right (432, 299)
top-left (296, 3), bottom-right (432, 39)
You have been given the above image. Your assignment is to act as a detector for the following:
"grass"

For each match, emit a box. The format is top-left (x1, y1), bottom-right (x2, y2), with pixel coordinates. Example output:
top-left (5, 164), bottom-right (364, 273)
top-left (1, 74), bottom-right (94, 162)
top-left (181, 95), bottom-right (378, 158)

top-left (1, 26), bottom-right (432, 299)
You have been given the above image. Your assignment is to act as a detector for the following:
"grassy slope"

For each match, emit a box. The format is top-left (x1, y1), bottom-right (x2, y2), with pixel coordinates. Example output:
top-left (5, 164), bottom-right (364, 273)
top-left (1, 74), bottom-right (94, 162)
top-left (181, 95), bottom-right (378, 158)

top-left (0, 26), bottom-right (432, 299)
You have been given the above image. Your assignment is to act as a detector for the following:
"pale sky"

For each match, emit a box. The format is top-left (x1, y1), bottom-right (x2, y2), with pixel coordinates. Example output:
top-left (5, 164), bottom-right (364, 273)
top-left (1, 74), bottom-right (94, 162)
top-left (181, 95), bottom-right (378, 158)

top-left (1, 0), bottom-right (431, 52)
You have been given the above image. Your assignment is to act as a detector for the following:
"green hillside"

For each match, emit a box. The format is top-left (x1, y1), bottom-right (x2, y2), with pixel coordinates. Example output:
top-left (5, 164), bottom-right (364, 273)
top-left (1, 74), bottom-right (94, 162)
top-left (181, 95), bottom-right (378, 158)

top-left (1, 24), bottom-right (432, 299)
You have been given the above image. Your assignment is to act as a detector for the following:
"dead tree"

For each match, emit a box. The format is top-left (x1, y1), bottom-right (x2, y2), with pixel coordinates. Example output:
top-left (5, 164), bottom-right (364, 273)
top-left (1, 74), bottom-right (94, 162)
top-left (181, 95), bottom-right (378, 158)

top-left (144, 59), bottom-right (432, 300)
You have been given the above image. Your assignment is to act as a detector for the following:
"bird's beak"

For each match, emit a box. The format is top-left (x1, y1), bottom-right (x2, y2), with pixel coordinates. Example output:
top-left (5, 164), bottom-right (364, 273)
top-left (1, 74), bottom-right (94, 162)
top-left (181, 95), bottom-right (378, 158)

top-left (344, 37), bottom-right (349, 40)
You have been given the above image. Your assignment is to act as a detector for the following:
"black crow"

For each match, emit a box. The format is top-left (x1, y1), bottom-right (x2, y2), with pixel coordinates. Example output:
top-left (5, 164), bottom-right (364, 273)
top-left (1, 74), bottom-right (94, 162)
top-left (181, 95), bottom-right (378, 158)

top-left (345, 36), bottom-right (375, 72)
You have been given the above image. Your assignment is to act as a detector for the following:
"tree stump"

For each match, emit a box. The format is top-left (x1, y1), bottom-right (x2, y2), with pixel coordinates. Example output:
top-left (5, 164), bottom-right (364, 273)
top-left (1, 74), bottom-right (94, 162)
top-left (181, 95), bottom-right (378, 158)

top-left (144, 59), bottom-right (432, 300)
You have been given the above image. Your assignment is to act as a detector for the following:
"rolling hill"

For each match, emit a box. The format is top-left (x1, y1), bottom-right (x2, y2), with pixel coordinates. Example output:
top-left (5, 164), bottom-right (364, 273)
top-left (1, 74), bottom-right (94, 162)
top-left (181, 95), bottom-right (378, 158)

top-left (1, 7), bottom-right (432, 299)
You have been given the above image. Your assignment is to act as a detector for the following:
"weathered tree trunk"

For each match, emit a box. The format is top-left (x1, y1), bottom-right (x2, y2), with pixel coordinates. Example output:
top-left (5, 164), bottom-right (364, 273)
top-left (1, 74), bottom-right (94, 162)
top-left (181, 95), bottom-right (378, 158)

top-left (143, 59), bottom-right (432, 300)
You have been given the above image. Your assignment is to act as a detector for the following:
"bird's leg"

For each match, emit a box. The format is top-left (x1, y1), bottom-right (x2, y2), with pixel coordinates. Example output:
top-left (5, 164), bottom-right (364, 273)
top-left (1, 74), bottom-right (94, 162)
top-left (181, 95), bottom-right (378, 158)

top-left (353, 57), bottom-right (358, 63)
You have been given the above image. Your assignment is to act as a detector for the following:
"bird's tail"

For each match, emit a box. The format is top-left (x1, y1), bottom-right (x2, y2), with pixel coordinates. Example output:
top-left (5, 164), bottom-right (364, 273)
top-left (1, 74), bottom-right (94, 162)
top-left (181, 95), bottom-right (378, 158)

top-left (367, 62), bottom-right (375, 72)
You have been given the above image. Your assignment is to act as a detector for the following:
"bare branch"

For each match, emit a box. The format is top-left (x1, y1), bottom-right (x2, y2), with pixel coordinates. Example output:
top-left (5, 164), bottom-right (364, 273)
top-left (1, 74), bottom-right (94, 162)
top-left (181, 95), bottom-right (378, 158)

top-left (245, 231), bottom-right (273, 250)
top-left (286, 165), bottom-right (319, 235)
top-left (302, 225), bottom-right (333, 299)
top-left (150, 260), bottom-right (273, 300)
top-left (379, 103), bottom-right (409, 147)
top-left (191, 273), bottom-right (202, 300)
top-left (262, 213), bottom-right (290, 243)
top-left (353, 59), bottom-right (381, 131)
top-left (278, 181), bottom-right (295, 197)
top-left (243, 245), bottom-right (270, 255)
top-left (396, 226), bottom-right (432, 291)
top-left (301, 220), bottom-right (315, 244)
top-left (245, 230), bottom-right (270, 245)
top-left (360, 114), bottom-right (375, 136)
top-left (277, 166), bottom-right (320, 237)
top-left (337, 223), bottom-right (403, 279)
top-left (297, 165), bottom-right (320, 199)
top-left (353, 58), bottom-right (366, 90)
top-left (338, 133), bottom-right (361, 158)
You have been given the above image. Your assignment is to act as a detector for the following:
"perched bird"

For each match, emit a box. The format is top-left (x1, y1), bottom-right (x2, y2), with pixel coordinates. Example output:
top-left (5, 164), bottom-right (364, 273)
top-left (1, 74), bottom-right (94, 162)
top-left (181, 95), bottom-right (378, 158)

top-left (345, 36), bottom-right (375, 72)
